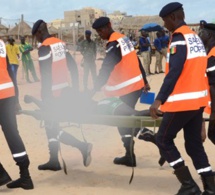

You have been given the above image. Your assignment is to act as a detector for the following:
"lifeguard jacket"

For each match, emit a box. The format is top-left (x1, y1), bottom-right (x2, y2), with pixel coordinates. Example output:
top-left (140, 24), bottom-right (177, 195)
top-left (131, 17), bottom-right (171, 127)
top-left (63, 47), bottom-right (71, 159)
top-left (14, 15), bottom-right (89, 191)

top-left (204, 47), bottom-right (215, 114)
top-left (41, 37), bottom-right (69, 97)
top-left (160, 26), bottom-right (208, 112)
top-left (0, 39), bottom-right (15, 99)
top-left (103, 32), bottom-right (144, 97)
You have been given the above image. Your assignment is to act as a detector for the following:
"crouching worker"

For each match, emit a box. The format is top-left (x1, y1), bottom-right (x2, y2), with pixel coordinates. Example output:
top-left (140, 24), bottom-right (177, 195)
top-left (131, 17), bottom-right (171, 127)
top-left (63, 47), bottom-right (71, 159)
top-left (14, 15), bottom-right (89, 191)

top-left (0, 39), bottom-right (33, 190)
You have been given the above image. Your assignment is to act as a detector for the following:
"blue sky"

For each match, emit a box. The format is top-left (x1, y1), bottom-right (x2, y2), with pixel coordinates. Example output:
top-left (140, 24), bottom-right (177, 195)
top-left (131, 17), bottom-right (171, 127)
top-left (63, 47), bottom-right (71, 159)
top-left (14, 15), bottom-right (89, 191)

top-left (0, 0), bottom-right (214, 27)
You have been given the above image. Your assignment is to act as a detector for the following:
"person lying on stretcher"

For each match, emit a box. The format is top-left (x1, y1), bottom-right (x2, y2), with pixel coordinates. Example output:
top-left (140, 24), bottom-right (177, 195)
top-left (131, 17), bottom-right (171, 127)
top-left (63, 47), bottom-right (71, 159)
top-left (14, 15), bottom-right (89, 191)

top-left (23, 88), bottom-right (166, 166)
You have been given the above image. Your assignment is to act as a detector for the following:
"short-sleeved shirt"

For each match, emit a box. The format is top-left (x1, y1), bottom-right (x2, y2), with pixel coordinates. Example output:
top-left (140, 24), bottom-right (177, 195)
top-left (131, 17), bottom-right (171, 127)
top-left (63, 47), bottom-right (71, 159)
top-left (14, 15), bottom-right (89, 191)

top-left (6, 43), bottom-right (20, 65)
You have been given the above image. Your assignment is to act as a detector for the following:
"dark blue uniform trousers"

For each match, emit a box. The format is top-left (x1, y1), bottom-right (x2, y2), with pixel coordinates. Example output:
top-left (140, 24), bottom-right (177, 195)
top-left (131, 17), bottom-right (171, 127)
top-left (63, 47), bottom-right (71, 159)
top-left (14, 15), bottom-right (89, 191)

top-left (156, 107), bottom-right (211, 171)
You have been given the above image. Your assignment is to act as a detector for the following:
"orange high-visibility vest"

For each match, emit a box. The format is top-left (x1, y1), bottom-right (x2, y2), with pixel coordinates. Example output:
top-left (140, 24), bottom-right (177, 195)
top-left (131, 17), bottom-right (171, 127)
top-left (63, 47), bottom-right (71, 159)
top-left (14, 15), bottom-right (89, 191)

top-left (204, 47), bottom-right (215, 114)
top-left (103, 32), bottom-right (144, 97)
top-left (160, 26), bottom-right (208, 112)
top-left (41, 37), bottom-right (69, 97)
top-left (0, 39), bottom-right (15, 99)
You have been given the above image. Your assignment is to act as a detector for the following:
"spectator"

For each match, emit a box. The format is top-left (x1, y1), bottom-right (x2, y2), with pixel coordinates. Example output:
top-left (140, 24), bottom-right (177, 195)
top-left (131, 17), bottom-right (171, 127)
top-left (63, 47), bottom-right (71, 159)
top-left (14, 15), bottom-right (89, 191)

top-left (153, 31), bottom-right (163, 74)
top-left (19, 36), bottom-right (40, 83)
top-left (139, 30), bottom-right (153, 75)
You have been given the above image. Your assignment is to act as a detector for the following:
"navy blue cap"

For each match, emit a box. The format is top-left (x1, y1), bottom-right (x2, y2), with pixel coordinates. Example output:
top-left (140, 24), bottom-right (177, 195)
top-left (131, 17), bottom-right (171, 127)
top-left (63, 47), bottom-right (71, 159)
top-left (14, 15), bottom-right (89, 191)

top-left (92, 17), bottom-right (110, 29)
top-left (204, 23), bottom-right (215, 31)
top-left (159, 2), bottom-right (183, 17)
top-left (85, 30), bottom-right (92, 35)
top-left (200, 20), bottom-right (207, 25)
top-left (32, 19), bottom-right (45, 35)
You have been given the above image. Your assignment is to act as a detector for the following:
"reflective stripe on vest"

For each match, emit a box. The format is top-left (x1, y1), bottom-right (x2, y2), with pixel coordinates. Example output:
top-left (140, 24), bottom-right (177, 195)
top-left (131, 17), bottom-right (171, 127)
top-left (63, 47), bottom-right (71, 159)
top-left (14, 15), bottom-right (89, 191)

top-left (105, 74), bottom-right (143, 91)
top-left (166, 90), bottom-right (208, 102)
top-left (52, 82), bottom-right (69, 91)
top-left (0, 82), bottom-right (14, 91)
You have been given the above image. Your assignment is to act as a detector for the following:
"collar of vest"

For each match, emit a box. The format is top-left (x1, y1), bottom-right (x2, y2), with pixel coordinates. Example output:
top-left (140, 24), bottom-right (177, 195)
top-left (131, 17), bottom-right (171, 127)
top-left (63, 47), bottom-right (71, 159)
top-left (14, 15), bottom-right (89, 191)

top-left (108, 32), bottom-right (124, 42)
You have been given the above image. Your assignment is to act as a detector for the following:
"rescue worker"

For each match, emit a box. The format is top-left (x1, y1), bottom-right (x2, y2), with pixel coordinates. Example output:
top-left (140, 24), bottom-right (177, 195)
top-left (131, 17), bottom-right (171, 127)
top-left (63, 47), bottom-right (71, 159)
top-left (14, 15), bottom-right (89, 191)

top-left (31, 19), bottom-right (92, 171)
top-left (199, 23), bottom-right (215, 146)
top-left (92, 17), bottom-right (151, 167)
top-left (150, 2), bottom-right (215, 195)
top-left (0, 38), bottom-right (34, 189)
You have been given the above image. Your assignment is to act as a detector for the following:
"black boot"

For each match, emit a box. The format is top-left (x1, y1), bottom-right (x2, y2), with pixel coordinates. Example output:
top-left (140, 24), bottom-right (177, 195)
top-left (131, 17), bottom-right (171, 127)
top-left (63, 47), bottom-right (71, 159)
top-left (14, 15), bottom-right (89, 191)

top-left (38, 142), bottom-right (61, 171)
top-left (113, 137), bottom-right (136, 167)
top-left (59, 132), bottom-right (93, 167)
top-left (7, 158), bottom-right (34, 190)
top-left (201, 175), bottom-right (215, 195)
top-left (174, 166), bottom-right (202, 195)
top-left (137, 128), bottom-right (156, 144)
top-left (0, 163), bottom-right (11, 186)
top-left (137, 129), bottom-right (166, 166)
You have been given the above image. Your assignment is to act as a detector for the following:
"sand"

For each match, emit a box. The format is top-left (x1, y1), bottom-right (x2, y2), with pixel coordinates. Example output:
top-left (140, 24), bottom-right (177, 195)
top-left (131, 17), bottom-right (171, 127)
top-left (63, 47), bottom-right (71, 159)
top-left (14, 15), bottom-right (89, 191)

top-left (0, 50), bottom-right (214, 195)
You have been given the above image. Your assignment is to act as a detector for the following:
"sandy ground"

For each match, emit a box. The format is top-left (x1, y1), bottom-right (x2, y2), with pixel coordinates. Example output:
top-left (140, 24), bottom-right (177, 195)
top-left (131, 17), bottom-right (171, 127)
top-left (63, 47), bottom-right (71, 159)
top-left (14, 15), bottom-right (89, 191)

top-left (0, 50), bottom-right (214, 195)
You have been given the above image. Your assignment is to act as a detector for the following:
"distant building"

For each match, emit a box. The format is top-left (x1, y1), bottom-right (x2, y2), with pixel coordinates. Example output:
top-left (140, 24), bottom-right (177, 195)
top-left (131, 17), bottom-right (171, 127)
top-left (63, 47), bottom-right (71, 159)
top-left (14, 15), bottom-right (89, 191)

top-left (63, 7), bottom-right (106, 29)
top-left (107, 11), bottom-right (127, 30)
top-left (49, 19), bottom-right (64, 29)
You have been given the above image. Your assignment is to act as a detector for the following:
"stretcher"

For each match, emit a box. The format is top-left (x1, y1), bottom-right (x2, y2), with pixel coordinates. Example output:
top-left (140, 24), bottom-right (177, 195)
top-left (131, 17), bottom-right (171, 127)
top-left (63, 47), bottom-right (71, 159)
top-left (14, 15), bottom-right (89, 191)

top-left (21, 95), bottom-right (162, 129)
top-left (22, 110), bottom-right (162, 129)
